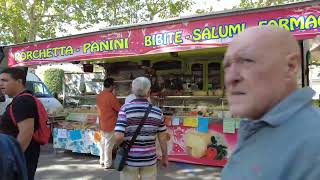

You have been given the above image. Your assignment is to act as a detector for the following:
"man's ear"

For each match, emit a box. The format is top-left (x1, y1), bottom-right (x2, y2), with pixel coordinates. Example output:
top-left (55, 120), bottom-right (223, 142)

top-left (17, 79), bottom-right (23, 85)
top-left (286, 53), bottom-right (300, 79)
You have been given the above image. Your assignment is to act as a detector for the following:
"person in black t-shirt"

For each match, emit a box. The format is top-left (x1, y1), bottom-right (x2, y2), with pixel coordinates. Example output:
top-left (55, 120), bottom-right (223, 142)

top-left (0, 68), bottom-right (40, 180)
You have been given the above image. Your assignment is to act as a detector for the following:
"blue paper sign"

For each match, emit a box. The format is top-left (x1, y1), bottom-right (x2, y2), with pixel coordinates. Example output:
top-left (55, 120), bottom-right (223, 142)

top-left (197, 117), bottom-right (209, 133)
top-left (172, 117), bottom-right (180, 126)
top-left (69, 129), bottom-right (82, 141)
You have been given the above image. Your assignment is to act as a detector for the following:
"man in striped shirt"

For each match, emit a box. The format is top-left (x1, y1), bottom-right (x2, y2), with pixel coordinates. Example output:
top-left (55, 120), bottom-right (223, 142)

top-left (114, 77), bottom-right (168, 180)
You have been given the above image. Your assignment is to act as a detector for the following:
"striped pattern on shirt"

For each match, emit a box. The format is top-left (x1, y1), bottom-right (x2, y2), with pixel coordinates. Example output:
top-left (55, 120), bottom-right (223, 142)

top-left (115, 99), bottom-right (166, 167)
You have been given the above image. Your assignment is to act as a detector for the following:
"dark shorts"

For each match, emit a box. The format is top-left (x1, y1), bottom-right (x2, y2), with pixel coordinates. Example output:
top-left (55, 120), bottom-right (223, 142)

top-left (25, 140), bottom-right (40, 180)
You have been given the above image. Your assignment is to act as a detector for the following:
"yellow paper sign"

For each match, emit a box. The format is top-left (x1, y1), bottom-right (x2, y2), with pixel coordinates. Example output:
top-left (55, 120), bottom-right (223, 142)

top-left (183, 117), bottom-right (198, 127)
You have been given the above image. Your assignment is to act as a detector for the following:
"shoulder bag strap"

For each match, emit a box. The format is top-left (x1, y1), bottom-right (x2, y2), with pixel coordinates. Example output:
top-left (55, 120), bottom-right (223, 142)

top-left (126, 104), bottom-right (152, 151)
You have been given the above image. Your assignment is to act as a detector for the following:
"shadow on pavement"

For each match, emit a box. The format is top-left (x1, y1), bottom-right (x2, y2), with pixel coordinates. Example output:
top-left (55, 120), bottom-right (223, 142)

top-left (35, 144), bottom-right (222, 180)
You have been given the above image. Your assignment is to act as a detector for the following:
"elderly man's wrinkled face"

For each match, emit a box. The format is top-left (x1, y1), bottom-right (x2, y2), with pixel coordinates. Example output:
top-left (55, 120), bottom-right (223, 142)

top-left (223, 29), bottom-right (292, 120)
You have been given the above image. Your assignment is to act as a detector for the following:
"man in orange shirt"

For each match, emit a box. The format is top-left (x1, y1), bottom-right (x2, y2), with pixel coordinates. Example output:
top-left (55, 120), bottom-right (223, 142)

top-left (96, 78), bottom-right (121, 169)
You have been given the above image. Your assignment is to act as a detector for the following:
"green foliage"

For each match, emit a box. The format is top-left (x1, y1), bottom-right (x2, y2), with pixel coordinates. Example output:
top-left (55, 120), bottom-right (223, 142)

top-left (44, 68), bottom-right (64, 94)
top-left (0, 0), bottom-right (102, 44)
top-left (195, 6), bottom-right (215, 14)
top-left (313, 100), bottom-right (320, 107)
top-left (91, 0), bottom-right (194, 26)
top-left (0, 0), bottom-right (195, 45)
top-left (238, 0), bottom-right (306, 9)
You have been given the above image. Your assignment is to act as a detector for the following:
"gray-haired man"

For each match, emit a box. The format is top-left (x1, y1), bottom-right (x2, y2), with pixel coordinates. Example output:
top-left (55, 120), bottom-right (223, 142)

top-left (114, 77), bottom-right (168, 180)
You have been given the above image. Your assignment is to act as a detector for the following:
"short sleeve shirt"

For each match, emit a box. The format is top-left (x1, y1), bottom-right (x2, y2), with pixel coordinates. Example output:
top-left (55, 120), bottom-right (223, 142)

top-left (115, 99), bottom-right (166, 167)
top-left (96, 90), bottom-right (121, 132)
top-left (0, 91), bottom-right (38, 137)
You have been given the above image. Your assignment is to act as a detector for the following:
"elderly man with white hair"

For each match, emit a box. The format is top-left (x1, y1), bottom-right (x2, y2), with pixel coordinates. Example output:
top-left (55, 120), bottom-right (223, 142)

top-left (114, 77), bottom-right (168, 180)
top-left (222, 26), bottom-right (320, 180)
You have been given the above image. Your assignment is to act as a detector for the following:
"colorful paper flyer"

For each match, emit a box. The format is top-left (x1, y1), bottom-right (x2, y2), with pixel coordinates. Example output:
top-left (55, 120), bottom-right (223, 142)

top-left (235, 118), bottom-right (241, 129)
top-left (69, 129), bottom-right (82, 141)
top-left (223, 118), bottom-right (235, 133)
top-left (90, 143), bottom-right (101, 156)
top-left (183, 117), bottom-right (198, 127)
top-left (197, 117), bottom-right (209, 133)
top-left (224, 111), bottom-right (232, 118)
top-left (172, 117), bottom-right (180, 126)
top-left (94, 131), bottom-right (101, 142)
top-left (83, 131), bottom-right (93, 146)
top-left (57, 129), bottom-right (68, 138)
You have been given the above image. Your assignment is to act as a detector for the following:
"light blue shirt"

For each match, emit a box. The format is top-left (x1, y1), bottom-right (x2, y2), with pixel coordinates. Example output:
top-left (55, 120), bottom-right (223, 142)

top-left (222, 87), bottom-right (320, 180)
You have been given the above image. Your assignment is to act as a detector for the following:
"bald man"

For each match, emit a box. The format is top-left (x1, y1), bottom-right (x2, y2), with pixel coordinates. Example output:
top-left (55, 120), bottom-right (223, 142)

top-left (222, 26), bottom-right (320, 180)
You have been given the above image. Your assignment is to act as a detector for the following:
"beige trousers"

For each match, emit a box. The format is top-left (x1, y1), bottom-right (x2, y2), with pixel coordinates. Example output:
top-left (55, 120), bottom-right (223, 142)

top-left (120, 164), bottom-right (157, 180)
top-left (99, 131), bottom-right (114, 167)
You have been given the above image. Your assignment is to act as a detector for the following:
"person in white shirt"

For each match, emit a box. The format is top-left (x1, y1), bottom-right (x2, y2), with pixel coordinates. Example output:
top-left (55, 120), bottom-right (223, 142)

top-left (125, 93), bottom-right (151, 104)
top-left (0, 93), bottom-right (10, 115)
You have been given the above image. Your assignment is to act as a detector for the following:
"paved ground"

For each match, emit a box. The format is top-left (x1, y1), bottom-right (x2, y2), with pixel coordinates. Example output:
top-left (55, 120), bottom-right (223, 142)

top-left (35, 145), bottom-right (222, 180)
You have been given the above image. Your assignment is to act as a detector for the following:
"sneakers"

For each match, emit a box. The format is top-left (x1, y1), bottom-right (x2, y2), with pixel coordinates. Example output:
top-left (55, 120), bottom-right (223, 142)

top-left (100, 163), bottom-right (114, 170)
top-left (104, 165), bottom-right (114, 170)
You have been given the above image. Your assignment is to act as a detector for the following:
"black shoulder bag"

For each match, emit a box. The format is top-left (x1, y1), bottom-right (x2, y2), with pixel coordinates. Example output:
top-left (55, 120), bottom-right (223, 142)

top-left (113, 104), bottom-right (152, 171)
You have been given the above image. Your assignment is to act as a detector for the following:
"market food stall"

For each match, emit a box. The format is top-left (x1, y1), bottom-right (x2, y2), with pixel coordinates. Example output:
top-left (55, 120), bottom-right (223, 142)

top-left (3, 1), bottom-right (320, 167)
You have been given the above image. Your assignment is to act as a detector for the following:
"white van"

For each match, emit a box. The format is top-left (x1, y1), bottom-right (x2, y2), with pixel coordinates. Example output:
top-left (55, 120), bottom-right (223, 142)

top-left (25, 72), bottom-right (63, 114)
top-left (0, 72), bottom-right (63, 115)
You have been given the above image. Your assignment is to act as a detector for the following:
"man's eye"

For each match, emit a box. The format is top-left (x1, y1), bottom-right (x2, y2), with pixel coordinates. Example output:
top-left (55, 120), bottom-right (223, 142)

top-left (243, 58), bottom-right (254, 63)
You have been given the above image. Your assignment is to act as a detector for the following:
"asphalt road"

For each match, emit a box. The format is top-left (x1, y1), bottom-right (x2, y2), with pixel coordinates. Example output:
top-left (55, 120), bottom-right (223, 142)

top-left (35, 145), bottom-right (222, 180)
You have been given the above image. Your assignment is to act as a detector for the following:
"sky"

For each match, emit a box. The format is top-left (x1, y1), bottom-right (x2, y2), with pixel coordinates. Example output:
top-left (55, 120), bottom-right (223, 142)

top-left (186, 0), bottom-right (240, 13)
top-left (61, 0), bottom-right (241, 36)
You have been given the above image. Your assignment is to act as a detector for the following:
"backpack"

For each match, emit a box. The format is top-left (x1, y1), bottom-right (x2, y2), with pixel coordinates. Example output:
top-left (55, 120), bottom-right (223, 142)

top-left (9, 93), bottom-right (51, 145)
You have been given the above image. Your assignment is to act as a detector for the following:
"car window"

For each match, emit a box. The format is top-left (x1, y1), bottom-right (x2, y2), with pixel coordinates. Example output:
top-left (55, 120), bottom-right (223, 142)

top-left (26, 81), bottom-right (53, 98)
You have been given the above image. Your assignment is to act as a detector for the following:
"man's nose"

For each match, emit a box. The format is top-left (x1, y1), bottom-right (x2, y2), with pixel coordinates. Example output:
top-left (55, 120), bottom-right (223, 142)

top-left (225, 63), bottom-right (242, 87)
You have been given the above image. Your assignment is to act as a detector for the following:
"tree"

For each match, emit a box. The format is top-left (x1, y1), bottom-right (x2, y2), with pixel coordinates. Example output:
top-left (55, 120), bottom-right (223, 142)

top-left (44, 68), bottom-right (64, 95)
top-left (195, 6), bottom-right (215, 14)
top-left (144, 0), bottom-right (194, 21)
top-left (0, 0), bottom-right (103, 44)
top-left (238, 0), bottom-right (306, 9)
top-left (94, 0), bottom-right (194, 26)
top-left (0, 0), bottom-right (195, 45)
